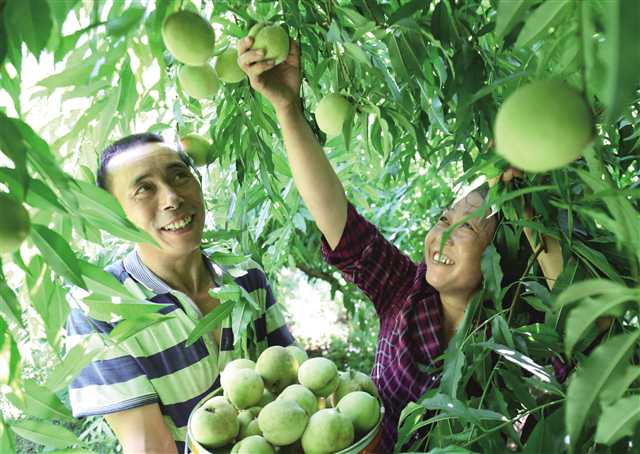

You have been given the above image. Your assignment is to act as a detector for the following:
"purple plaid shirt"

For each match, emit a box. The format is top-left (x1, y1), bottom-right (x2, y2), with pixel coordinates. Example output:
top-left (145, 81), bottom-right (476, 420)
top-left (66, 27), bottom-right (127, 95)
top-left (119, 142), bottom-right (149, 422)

top-left (321, 203), bottom-right (444, 452)
top-left (321, 203), bottom-right (569, 452)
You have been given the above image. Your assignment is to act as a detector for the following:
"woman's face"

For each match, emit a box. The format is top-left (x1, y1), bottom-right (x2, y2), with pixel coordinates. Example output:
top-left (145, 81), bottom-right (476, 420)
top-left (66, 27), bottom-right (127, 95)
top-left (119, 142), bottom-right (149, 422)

top-left (424, 190), bottom-right (497, 297)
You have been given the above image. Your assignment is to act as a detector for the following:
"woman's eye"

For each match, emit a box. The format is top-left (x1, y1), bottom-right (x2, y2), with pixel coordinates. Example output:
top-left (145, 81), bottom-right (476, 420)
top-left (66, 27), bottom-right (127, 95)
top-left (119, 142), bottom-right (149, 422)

top-left (464, 222), bottom-right (473, 229)
top-left (439, 216), bottom-right (448, 223)
top-left (174, 172), bottom-right (190, 182)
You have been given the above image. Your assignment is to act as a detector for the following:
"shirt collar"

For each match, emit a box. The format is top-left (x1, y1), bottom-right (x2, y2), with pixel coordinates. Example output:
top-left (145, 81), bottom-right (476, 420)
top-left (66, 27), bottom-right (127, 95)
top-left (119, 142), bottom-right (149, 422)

top-left (123, 247), bottom-right (223, 294)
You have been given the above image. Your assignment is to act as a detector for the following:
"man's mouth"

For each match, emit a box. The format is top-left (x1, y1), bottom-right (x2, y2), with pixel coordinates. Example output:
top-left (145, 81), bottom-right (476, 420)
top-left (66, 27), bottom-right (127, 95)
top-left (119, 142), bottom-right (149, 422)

top-left (161, 214), bottom-right (194, 232)
top-left (432, 251), bottom-right (455, 265)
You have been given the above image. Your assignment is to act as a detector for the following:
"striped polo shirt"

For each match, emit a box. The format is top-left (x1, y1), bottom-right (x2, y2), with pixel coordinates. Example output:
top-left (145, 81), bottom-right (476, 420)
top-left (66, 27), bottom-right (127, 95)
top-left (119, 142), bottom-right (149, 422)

top-left (65, 247), bottom-right (294, 451)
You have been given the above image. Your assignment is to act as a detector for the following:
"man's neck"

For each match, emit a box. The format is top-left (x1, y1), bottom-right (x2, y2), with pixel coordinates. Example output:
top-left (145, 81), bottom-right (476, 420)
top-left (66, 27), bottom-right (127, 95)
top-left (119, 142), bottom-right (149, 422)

top-left (136, 246), bottom-right (212, 296)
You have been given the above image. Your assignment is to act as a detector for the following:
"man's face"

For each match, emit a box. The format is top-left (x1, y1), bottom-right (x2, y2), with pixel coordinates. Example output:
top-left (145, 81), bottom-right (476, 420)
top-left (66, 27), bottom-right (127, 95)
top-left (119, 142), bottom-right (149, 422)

top-left (106, 143), bottom-right (205, 257)
top-left (423, 190), bottom-right (497, 297)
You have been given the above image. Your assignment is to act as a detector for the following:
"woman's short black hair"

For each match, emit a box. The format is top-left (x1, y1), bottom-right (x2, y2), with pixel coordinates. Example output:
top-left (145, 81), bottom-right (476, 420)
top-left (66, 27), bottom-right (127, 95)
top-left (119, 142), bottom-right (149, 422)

top-left (96, 133), bottom-right (193, 192)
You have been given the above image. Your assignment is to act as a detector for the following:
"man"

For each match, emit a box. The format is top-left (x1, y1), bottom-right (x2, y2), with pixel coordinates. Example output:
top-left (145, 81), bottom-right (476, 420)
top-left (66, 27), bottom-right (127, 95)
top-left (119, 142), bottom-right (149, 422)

top-left (65, 133), bottom-right (295, 453)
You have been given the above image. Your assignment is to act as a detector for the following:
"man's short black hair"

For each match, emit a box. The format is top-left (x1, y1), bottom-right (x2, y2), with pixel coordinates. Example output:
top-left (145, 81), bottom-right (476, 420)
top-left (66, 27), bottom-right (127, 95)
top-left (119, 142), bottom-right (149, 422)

top-left (96, 132), bottom-right (195, 192)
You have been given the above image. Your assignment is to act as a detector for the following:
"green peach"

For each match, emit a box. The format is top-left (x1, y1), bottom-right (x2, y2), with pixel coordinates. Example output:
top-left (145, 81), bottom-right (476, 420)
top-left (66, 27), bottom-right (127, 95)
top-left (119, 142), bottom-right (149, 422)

top-left (301, 408), bottom-right (354, 453)
top-left (248, 22), bottom-right (290, 65)
top-left (495, 80), bottom-right (593, 172)
top-left (179, 64), bottom-right (219, 99)
top-left (162, 11), bottom-right (215, 65)
top-left (258, 400), bottom-right (308, 446)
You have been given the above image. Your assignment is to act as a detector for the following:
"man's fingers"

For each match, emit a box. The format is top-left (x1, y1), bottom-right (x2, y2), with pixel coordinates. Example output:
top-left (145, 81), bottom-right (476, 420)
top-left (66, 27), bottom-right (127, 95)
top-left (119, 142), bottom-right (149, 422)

top-left (238, 49), bottom-right (267, 69)
top-left (237, 36), bottom-right (253, 55)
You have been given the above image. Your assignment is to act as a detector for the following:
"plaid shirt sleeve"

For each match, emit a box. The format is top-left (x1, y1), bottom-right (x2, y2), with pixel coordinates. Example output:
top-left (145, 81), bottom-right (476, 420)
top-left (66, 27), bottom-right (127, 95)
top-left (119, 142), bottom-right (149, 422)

top-left (320, 202), bottom-right (418, 317)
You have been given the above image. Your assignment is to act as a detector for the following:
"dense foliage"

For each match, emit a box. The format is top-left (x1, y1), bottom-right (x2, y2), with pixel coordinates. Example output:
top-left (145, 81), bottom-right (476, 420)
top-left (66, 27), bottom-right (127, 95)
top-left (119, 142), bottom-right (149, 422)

top-left (0, 0), bottom-right (639, 452)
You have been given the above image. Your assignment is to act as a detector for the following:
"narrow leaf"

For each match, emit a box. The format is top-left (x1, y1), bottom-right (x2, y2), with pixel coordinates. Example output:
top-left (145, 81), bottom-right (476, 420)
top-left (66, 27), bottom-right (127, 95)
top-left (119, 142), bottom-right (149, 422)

top-left (602, 0), bottom-right (640, 122)
top-left (185, 300), bottom-right (236, 347)
top-left (600, 365), bottom-right (640, 404)
top-left (45, 335), bottom-right (105, 392)
top-left (9, 419), bottom-right (80, 449)
top-left (30, 225), bottom-right (86, 289)
top-left (595, 395), bottom-right (640, 445)
top-left (5, 379), bottom-right (74, 422)
top-left (566, 331), bottom-right (640, 447)
top-left (495, 0), bottom-right (530, 40)
top-left (516, 0), bottom-right (572, 48)
top-left (564, 294), bottom-right (632, 355)
top-left (555, 279), bottom-right (633, 309)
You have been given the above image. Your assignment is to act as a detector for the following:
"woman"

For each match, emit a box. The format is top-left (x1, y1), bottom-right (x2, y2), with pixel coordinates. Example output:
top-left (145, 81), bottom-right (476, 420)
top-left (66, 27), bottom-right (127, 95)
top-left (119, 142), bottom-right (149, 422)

top-left (237, 38), bottom-right (565, 451)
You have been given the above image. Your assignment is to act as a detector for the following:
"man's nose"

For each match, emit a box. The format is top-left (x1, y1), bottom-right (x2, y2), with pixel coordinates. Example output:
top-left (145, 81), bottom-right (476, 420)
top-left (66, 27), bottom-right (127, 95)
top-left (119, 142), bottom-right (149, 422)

top-left (160, 185), bottom-right (184, 209)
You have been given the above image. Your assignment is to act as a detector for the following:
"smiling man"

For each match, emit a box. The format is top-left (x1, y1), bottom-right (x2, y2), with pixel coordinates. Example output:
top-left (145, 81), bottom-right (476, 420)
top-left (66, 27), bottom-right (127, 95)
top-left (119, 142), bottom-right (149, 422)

top-left (65, 133), bottom-right (295, 453)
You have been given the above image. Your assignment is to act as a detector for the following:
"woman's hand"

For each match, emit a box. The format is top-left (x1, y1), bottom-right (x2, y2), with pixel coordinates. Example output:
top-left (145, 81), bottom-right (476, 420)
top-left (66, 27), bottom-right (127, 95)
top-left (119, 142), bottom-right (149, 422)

top-left (237, 37), bottom-right (301, 114)
top-left (488, 166), bottom-right (523, 187)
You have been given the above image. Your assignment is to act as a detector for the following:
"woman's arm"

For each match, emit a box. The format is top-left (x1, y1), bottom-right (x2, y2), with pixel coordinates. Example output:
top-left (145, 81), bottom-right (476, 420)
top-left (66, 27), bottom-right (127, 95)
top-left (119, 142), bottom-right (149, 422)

top-left (521, 205), bottom-right (564, 290)
top-left (237, 38), bottom-right (347, 249)
top-left (276, 104), bottom-right (348, 250)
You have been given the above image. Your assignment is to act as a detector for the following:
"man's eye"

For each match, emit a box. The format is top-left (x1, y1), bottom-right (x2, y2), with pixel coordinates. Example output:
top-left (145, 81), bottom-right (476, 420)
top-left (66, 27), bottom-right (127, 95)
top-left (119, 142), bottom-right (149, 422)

top-left (439, 216), bottom-right (448, 223)
top-left (464, 222), bottom-right (473, 229)
top-left (136, 184), bottom-right (151, 195)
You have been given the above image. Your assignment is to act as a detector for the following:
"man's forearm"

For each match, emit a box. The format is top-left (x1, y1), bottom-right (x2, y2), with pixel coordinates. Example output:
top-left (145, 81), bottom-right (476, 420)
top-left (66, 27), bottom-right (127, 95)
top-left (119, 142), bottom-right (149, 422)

top-left (276, 104), bottom-right (348, 249)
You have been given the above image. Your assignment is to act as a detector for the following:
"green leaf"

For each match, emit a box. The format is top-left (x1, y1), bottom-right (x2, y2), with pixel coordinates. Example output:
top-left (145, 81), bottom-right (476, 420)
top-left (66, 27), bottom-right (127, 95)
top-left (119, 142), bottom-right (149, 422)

top-left (5, 379), bottom-right (74, 422)
top-left (38, 40), bottom-right (127, 89)
top-left (106, 5), bottom-right (145, 36)
top-left (78, 260), bottom-right (142, 301)
top-left (554, 278), bottom-right (633, 309)
top-left (495, 0), bottom-right (530, 40)
top-left (595, 395), bottom-right (640, 445)
top-left (419, 393), bottom-right (508, 425)
top-left (566, 331), bottom-right (640, 447)
top-left (523, 408), bottom-right (566, 453)
top-left (9, 419), bottom-right (80, 449)
top-left (573, 241), bottom-right (622, 282)
top-left (515, 0), bottom-right (572, 48)
top-left (82, 294), bottom-right (169, 322)
top-left (45, 334), bottom-right (105, 392)
top-left (26, 178), bottom-right (67, 213)
top-left (3, 0), bottom-right (53, 57)
top-left (481, 244), bottom-right (503, 305)
top-left (389, 0), bottom-right (428, 25)
top-left (427, 447), bottom-right (477, 454)
top-left (30, 224), bottom-right (86, 289)
top-left (96, 84), bottom-right (122, 149)
top-left (109, 313), bottom-right (175, 343)
top-left (0, 417), bottom-right (16, 454)
top-left (185, 300), bottom-right (235, 347)
top-left (564, 294), bottom-right (633, 355)
top-left (599, 365), bottom-right (640, 404)
top-left (44, 285), bottom-right (70, 353)
top-left (0, 278), bottom-right (24, 329)
top-left (343, 42), bottom-right (372, 67)
top-left (70, 181), bottom-right (157, 245)
top-left (0, 327), bottom-right (21, 386)
top-left (386, 34), bottom-right (411, 83)
top-left (602, 0), bottom-right (640, 122)
top-left (477, 341), bottom-right (553, 383)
